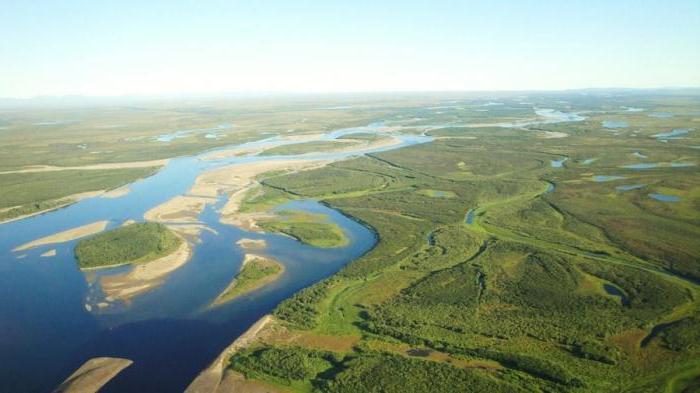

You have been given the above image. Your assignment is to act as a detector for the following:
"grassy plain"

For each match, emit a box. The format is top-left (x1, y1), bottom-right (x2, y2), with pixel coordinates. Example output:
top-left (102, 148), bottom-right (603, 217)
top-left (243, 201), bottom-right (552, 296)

top-left (213, 255), bottom-right (285, 306)
top-left (224, 91), bottom-right (700, 392)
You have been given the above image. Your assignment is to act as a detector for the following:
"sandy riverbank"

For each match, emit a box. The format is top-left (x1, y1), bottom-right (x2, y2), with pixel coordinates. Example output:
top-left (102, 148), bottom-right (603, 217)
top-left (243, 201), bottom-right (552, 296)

top-left (98, 240), bottom-right (192, 304)
top-left (0, 159), bottom-right (168, 175)
top-left (53, 357), bottom-right (133, 393)
top-left (185, 315), bottom-right (275, 393)
top-left (13, 220), bottom-right (109, 251)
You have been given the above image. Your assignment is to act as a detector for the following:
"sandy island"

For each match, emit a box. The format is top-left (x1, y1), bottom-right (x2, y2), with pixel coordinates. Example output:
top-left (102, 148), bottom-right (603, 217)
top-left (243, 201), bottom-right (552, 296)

top-left (185, 315), bottom-right (275, 393)
top-left (13, 220), bottom-right (109, 252)
top-left (98, 240), bottom-right (192, 304)
top-left (52, 357), bottom-right (133, 393)
top-left (236, 238), bottom-right (267, 249)
top-left (40, 249), bottom-right (57, 257)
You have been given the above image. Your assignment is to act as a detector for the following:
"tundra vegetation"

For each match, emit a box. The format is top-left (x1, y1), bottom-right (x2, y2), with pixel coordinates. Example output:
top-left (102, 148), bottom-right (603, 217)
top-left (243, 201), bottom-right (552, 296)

top-left (74, 222), bottom-right (182, 268)
top-left (224, 93), bottom-right (700, 392)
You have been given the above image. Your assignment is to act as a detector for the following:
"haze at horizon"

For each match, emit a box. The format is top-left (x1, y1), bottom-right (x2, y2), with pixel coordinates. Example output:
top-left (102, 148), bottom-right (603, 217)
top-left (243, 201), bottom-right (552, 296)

top-left (1, 0), bottom-right (699, 98)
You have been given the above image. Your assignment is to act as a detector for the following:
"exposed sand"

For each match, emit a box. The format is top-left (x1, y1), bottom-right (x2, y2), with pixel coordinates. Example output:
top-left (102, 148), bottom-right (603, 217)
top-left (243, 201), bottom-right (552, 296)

top-left (538, 131), bottom-right (569, 139)
top-left (101, 185), bottom-right (131, 198)
top-left (52, 357), bottom-right (133, 393)
top-left (40, 249), bottom-right (57, 257)
top-left (201, 133), bottom-right (324, 161)
top-left (13, 220), bottom-right (109, 252)
top-left (99, 240), bottom-right (192, 304)
top-left (0, 159), bottom-right (168, 175)
top-left (185, 315), bottom-right (274, 393)
top-left (144, 195), bottom-right (215, 223)
top-left (236, 238), bottom-right (267, 249)
top-left (217, 159), bottom-right (330, 229)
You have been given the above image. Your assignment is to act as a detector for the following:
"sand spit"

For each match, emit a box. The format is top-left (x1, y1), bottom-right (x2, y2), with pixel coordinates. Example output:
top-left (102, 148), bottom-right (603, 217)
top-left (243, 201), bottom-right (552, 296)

top-left (13, 220), bottom-right (109, 252)
top-left (0, 159), bottom-right (168, 175)
top-left (144, 195), bottom-right (215, 223)
top-left (101, 185), bottom-right (131, 198)
top-left (40, 249), bottom-right (57, 257)
top-left (98, 240), bottom-right (192, 304)
top-left (185, 315), bottom-right (274, 393)
top-left (236, 238), bottom-right (267, 249)
top-left (52, 357), bottom-right (133, 393)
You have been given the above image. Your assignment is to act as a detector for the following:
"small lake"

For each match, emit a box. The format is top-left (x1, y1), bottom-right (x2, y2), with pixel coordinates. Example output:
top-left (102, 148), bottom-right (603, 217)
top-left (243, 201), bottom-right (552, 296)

top-left (602, 120), bottom-right (629, 129)
top-left (653, 128), bottom-right (690, 139)
top-left (649, 193), bottom-right (680, 202)
top-left (581, 158), bottom-right (598, 165)
top-left (623, 162), bottom-right (696, 170)
top-left (616, 184), bottom-right (645, 192)
top-left (593, 175), bottom-right (625, 182)
top-left (0, 124), bottom-right (431, 392)
top-left (465, 209), bottom-right (476, 225)
top-left (551, 157), bottom-right (568, 168)
top-left (603, 283), bottom-right (629, 307)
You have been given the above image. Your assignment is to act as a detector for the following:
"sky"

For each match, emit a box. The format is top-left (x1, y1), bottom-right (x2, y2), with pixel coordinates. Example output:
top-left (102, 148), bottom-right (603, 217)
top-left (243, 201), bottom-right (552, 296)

top-left (1, 0), bottom-right (699, 98)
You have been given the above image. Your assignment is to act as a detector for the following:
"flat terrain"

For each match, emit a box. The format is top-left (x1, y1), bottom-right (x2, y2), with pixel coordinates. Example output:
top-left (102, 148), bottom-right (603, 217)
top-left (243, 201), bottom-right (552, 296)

top-left (211, 91), bottom-right (700, 392)
top-left (2, 91), bottom-right (699, 392)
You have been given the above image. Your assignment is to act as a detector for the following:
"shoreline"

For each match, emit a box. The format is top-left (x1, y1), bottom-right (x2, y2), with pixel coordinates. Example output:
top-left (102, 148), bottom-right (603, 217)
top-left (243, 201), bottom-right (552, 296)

top-left (12, 220), bottom-right (110, 252)
top-left (184, 315), bottom-right (274, 393)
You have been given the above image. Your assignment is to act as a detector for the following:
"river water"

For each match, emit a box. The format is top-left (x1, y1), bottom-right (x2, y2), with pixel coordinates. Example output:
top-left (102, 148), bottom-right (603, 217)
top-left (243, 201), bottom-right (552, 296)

top-left (0, 124), bottom-right (430, 392)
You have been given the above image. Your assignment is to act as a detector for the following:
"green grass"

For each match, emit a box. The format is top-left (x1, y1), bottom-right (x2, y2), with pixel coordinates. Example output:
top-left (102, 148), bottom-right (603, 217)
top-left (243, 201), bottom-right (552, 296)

top-left (74, 222), bottom-right (182, 268)
top-left (258, 210), bottom-right (349, 248)
top-left (214, 256), bottom-right (284, 305)
top-left (260, 141), bottom-right (357, 156)
top-left (0, 167), bottom-right (158, 222)
top-left (232, 92), bottom-right (700, 392)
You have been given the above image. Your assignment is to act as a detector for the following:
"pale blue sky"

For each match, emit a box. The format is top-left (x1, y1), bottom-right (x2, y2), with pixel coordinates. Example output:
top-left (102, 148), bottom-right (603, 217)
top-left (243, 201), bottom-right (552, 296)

top-left (1, 0), bottom-right (699, 98)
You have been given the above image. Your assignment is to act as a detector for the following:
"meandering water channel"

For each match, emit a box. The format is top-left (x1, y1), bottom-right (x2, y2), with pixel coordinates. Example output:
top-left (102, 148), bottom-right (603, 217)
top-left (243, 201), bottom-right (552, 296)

top-left (0, 124), bottom-right (430, 392)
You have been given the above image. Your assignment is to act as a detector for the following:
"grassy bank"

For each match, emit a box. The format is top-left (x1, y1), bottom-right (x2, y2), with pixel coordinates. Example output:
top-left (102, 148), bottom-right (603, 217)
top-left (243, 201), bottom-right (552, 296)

top-left (258, 210), bottom-right (349, 248)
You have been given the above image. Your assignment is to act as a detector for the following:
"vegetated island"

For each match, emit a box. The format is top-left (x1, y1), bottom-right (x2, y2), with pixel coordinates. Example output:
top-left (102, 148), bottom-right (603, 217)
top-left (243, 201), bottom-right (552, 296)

top-left (257, 210), bottom-right (348, 248)
top-left (212, 254), bottom-right (285, 307)
top-left (75, 222), bottom-right (182, 269)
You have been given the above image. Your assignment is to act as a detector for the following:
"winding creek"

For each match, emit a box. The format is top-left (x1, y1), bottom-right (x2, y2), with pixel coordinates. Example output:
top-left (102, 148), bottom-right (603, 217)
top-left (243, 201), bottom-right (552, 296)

top-left (0, 125), bottom-right (430, 392)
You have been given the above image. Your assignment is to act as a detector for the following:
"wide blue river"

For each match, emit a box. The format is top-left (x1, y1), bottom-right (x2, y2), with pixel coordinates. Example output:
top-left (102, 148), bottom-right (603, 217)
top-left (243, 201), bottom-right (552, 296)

top-left (0, 124), bottom-right (430, 392)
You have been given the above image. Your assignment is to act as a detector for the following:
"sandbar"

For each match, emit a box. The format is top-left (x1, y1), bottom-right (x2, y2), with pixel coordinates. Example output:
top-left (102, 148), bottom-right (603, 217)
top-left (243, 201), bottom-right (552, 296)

top-left (13, 220), bottom-right (109, 252)
top-left (99, 240), bottom-right (192, 303)
top-left (0, 159), bottom-right (168, 175)
top-left (52, 357), bottom-right (133, 393)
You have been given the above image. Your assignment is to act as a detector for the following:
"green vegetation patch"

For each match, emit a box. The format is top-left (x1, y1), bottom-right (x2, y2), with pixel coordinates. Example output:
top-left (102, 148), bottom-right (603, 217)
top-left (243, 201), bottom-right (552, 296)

top-left (258, 210), bottom-right (348, 248)
top-left (74, 222), bottom-right (182, 268)
top-left (415, 189), bottom-right (456, 198)
top-left (214, 256), bottom-right (284, 305)
top-left (0, 167), bottom-right (158, 222)
top-left (230, 346), bottom-right (525, 393)
top-left (260, 141), bottom-right (356, 156)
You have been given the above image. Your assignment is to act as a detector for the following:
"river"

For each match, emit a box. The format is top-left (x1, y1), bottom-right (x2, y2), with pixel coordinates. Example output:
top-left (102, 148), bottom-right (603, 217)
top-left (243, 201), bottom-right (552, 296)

top-left (0, 124), bottom-right (430, 392)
